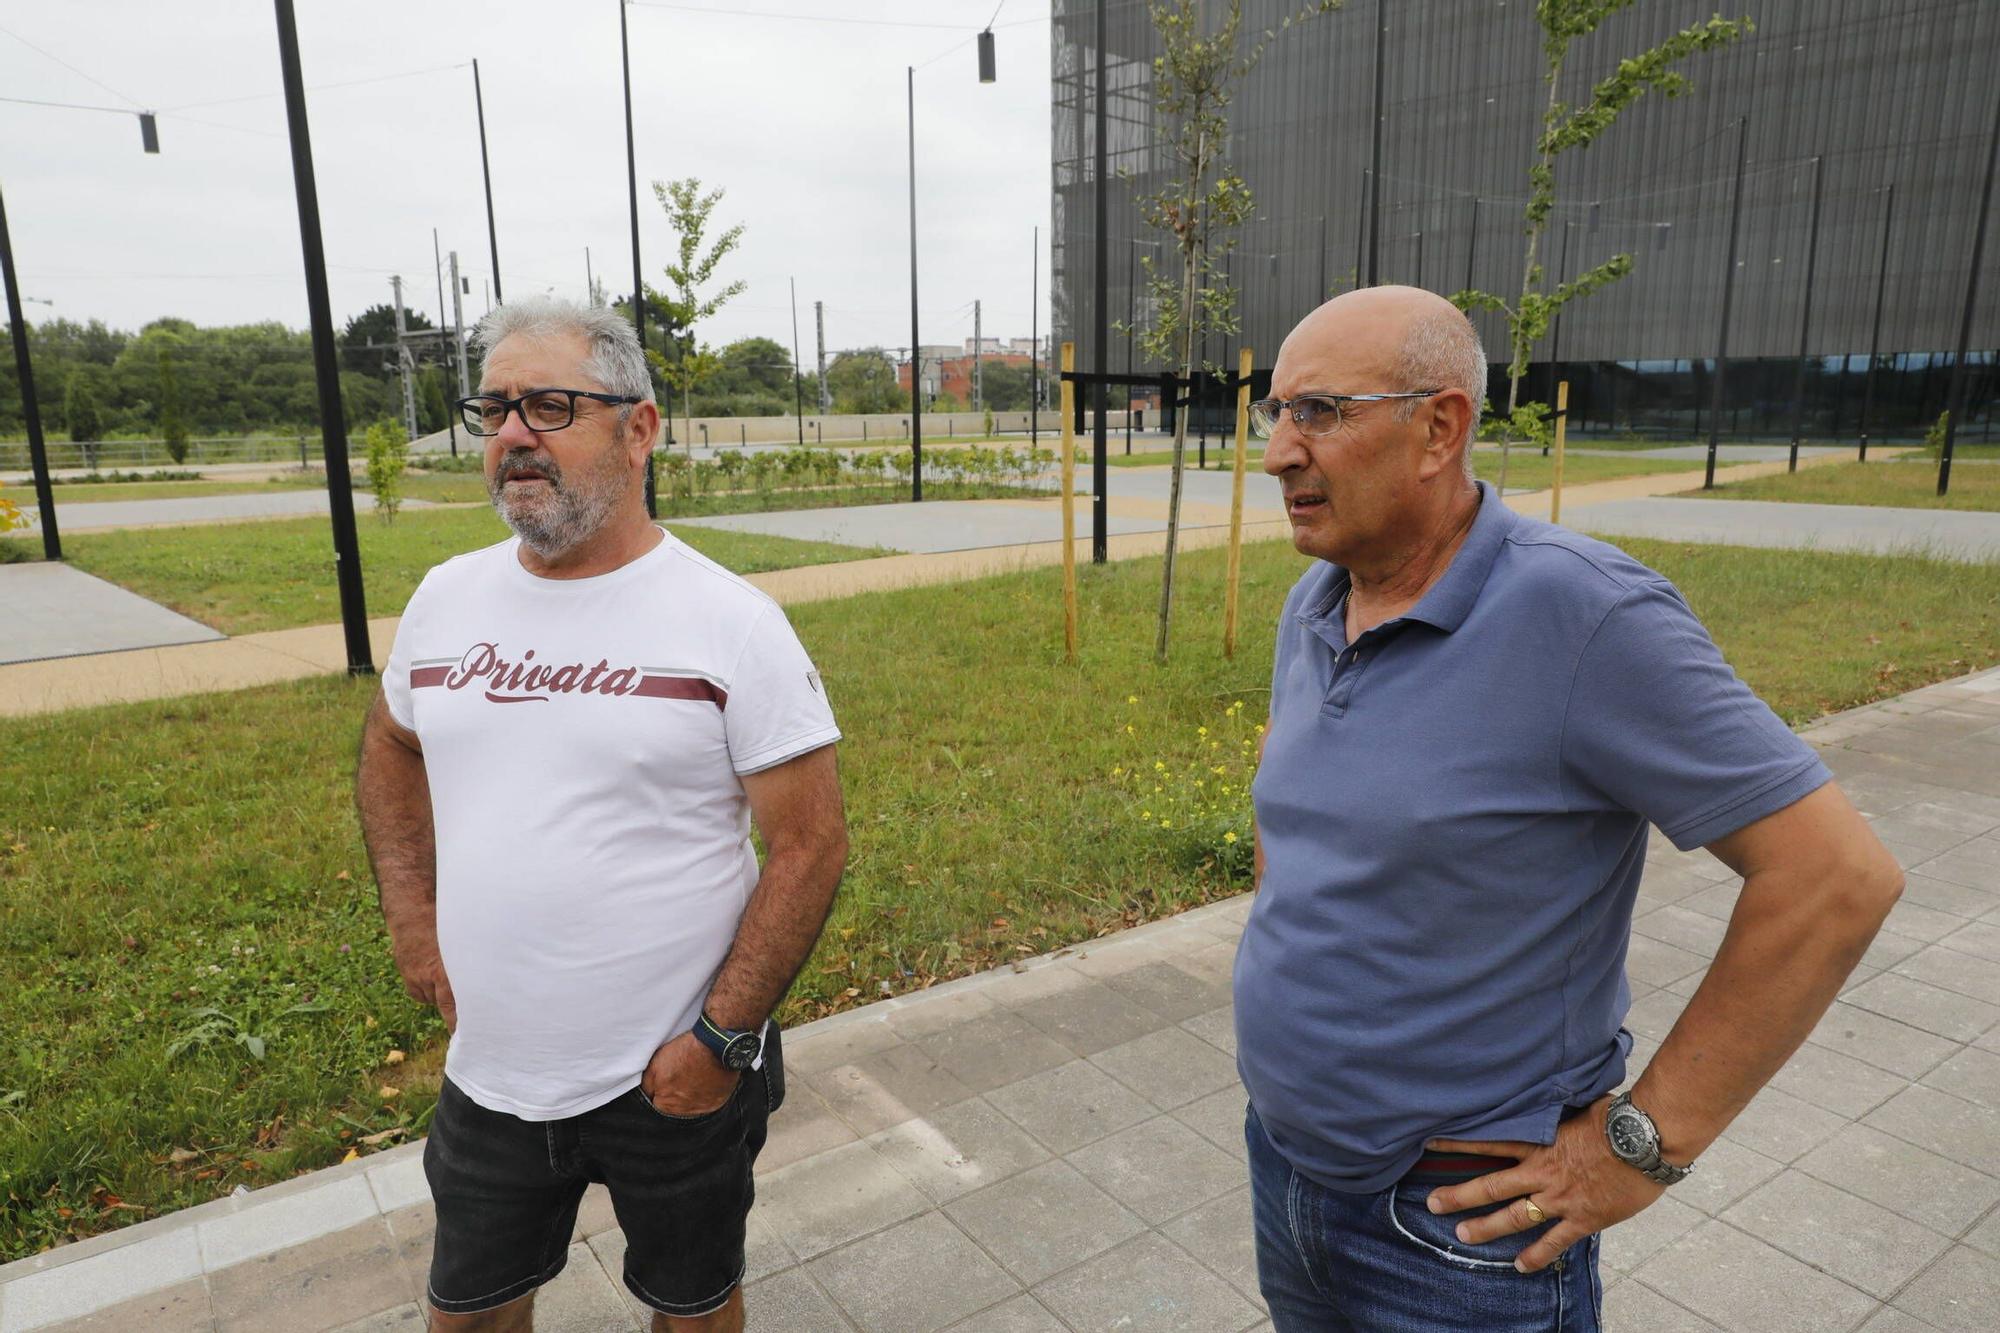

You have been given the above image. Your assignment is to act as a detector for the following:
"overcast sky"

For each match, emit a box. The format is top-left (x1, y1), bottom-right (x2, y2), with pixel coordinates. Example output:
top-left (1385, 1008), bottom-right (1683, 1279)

top-left (2, 0), bottom-right (1052, 360)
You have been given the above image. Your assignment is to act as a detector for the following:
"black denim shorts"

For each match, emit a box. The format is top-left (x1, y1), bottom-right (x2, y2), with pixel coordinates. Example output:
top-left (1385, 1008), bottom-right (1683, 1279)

top-left (422, 1026), bottom-right (783, 1318)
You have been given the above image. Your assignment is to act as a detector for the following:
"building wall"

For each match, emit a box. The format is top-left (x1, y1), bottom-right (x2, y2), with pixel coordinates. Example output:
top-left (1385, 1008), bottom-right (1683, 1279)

top-left (1051, 0), bottom-right (1998, 433)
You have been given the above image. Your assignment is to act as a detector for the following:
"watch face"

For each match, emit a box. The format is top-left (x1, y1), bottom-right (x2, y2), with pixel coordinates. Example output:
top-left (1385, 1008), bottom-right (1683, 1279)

top-left (1608, 1109), bottom-right (1653, 1159)
top-left (721, 1033), bottom-right (760, 1070)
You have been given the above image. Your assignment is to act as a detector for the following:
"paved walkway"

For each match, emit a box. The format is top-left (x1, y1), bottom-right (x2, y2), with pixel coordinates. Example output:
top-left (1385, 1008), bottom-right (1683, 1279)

top-left (47, 489), bottom-right (429, 534)
top-left (2, 669), bottom-right (1997, 1331)
top-left (1567, 497), bottom-right (2000, 563)
top-left (0, 564), bottom-right (223, 665)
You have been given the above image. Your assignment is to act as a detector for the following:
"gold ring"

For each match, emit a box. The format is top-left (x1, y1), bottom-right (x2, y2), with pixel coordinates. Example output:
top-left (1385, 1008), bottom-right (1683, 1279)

top-left (1522, 1199), bottom-right (1548, 1225)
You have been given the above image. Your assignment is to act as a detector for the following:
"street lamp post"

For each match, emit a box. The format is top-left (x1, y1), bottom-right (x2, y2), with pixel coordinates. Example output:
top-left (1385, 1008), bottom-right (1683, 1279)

top-left (906, 65), bottom-right (923, 501)
top-left (472, 58), bottom-right (502, 302)
top-left (1703, 116), bottom-right (1749, 491)
top-left (618, 0), bottom-right (656, 517)
top-left (273, 0), bottom-right (371, 674)
top-left (0, 183), bottom-right (60, 559)
top-left (1787, 155), bottom-right (1824, 474)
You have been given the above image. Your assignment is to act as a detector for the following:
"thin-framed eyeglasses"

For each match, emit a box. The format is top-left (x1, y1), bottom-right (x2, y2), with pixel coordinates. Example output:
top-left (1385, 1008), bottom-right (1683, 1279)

top-left (1247, 390), bottom-right (1442, 439)
top-left (455, 388), bottom-right (642, 437)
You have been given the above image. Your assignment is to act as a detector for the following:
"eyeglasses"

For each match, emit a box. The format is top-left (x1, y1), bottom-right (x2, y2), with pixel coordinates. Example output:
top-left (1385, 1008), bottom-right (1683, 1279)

top-left (1247, 390), bottom-right (1442, 439)
top-left (455, 388), bottom-right (642, 437)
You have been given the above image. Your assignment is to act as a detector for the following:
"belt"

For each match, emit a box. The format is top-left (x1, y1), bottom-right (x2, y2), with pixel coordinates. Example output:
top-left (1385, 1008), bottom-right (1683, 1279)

top-left (1404, 1104), bottom-right (1592, 1184)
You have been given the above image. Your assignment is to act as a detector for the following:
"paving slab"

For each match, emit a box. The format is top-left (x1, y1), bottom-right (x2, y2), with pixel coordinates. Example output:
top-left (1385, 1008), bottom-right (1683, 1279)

top-left (0, 562), bottom-right (222, 664)
top-left (9, 670), bottom-right (2000, 1330)
top-left (1570, 495), bottom-right (2000, 562)
top-left (51, 488), bottom-right (427, 533)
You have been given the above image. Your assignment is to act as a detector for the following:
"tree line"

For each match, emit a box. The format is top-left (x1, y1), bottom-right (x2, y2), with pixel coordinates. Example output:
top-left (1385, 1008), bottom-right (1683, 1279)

top-left (0, 314), bottom-right (1038, 447)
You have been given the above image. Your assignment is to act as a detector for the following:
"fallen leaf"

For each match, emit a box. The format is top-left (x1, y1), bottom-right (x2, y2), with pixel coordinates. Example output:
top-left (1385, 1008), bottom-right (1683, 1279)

top-left (359, 1127), bottom-right (407, 1146)
top-left (383, 1049), bottom-right (406, 1066)
top-left (335, 870), bottom-right (351, 882)
top-left (378, 1085), bottom-right (400, 1100)
top-left (340, 1147), bottom-right (359, 1163)
top-left (168, 1147), bottom-right (200, 1165)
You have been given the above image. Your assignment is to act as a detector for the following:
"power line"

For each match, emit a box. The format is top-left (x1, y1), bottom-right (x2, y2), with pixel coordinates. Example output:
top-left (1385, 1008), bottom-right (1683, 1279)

top-left (0, 20), bottom-right (145, 108)
top-left (159, 61), bottom-right (470, 114)
top-left (0, 95), bottom-right (132, 116)
top-left (630, 2), bottom-right (965, 31)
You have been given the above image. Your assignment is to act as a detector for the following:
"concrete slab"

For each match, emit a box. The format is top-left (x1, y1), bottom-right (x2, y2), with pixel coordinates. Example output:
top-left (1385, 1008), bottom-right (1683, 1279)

top-left (1569, 496), bottom-right (2000, 562)
top-left (52, 489), bottom-right (430, 533)
top-left (673, 498), bottom-right (1166, 553)
top-left (0, 563), bottom-right (223, 665)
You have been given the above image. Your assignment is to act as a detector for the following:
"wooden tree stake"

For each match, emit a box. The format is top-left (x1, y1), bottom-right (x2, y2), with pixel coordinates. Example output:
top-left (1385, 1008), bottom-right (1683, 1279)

top-left (1060, 341), bottom-right (1078, 663)
top-left (1224, 346), bottom-right (1253, 658)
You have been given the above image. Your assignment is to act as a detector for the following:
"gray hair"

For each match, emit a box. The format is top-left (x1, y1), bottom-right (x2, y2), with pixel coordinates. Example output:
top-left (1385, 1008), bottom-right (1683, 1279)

top-left (470, 295), bottom-right (654, 403)
top-left (1391, 305), bottom-right (1487, 481)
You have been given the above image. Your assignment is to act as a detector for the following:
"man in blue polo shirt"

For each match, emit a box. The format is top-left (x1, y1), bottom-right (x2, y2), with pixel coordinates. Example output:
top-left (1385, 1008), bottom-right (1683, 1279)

top-left (1237, 286), bottom-right (1903, 1331)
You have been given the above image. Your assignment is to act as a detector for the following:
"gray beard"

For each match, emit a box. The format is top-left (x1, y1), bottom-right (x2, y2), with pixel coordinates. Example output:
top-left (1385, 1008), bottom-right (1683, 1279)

top-left (488, 438), bottom-right (631, 557)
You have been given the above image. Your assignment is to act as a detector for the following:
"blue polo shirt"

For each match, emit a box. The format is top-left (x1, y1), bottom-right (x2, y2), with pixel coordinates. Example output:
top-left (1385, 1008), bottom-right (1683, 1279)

top-left (1236, 482), bottom-right (1830, 1193)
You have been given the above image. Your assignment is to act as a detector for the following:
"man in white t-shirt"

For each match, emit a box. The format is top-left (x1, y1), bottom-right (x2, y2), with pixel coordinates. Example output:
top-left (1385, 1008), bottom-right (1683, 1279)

top-left (356, 296), bottom-right (847, 1333)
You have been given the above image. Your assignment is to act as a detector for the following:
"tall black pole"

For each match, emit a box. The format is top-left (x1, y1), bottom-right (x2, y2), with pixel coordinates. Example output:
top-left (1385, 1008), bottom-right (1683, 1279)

top-left (1464, 196), bottom-right (1479, 295)
top-left (1788, 155), bottom-right (1824, 474)
top-left (1317, 213), bottom-right (1328, 301)
top-left (0, 184), bottom-right (60, 559)
top-left (1126, 236), bottom-right (1135, 454)
top-left (1030, 224), bottom-right (1038, 450)
top-left (472, 59), bottom-right (502, 303)
top-left (619, 0), bottom-right (656, 516)
top-left (1091, 0), bottom-right (1108, 563)
top-left (1367, 0), bottom-right (1385, 286)
top-left (433, 227), bottom-right (459, 458)
top-left (1704, 116), bottom-right (1749, 491)
top-left (907, 65), bottom-right (922, 501)
top-left (273, 0), bottom-right (369, 673)
top-left (1858, 184), bottom-right (1894, 461)
top-left (790, 276), bottom-right (805, 446)
top-left (1940, 89), bottom-right (2000, 496)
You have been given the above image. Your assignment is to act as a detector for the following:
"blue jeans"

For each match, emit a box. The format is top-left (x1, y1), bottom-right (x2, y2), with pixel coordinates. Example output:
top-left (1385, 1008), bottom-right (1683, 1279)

top-left (1246, 1103), bottom-right (1602, 1332)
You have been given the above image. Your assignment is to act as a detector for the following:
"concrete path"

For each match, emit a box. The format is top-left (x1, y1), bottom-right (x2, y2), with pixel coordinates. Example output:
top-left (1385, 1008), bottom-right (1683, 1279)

top-left (49, 489), bottom-right (430, 534)
top-left (3, 670), bottom-right (1997, 1332)
top-left (1569, 497), bottom-right (2000, 563)
top-left (1563, 444), bottom-right (1858, 462)
top-left (0, 564), bottom-right (223, 665)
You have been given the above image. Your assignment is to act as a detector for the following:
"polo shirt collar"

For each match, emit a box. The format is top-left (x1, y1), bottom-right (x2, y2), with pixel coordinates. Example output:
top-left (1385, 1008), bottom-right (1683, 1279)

top-left (1299, 481), bottom-right (1514, 638)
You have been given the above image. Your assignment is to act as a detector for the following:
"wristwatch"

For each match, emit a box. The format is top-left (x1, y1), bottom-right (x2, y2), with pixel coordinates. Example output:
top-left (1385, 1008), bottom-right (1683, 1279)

top-left (691, 1012), bottom-right (762, 1071)
top-left (1603, 1091), bottom-right (1695, 1185)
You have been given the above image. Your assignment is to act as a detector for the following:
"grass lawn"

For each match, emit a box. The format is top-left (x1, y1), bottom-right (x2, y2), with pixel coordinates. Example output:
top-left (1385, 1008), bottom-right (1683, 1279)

top-left (49, 472), bottom-right (496, 507)
top-left (1681, 459), bottom-right (2000, 512)
top-left (26, 506), bottom-right (887, 636)
top-left (4, 533), bottom-right (1998, 1256)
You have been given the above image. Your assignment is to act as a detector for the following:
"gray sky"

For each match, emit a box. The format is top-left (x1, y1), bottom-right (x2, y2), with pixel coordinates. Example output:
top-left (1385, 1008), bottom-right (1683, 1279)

top-left (1, 0), bottom-right (1052, 359)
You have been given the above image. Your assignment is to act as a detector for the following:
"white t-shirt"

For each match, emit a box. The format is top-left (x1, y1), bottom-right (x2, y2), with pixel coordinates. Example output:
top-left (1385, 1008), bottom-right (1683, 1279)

top-left (381, 528), bottom-right (840, 1120)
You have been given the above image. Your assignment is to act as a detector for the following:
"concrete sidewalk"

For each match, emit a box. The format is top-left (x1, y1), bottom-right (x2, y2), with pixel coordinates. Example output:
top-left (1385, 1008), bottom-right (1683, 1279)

top-left (4, 671), bottom-right (1999, 1332)
top-left (1566, 496), bottom-right (2000, 563)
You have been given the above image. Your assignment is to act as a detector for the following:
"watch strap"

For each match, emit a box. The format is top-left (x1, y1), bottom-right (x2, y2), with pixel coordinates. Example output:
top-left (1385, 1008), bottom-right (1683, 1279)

top-left (1606, 1092), bottom-right (1695, 1186)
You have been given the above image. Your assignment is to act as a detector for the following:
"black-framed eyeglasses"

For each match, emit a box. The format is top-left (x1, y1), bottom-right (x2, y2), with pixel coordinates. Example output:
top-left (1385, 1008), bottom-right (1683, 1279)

top-left (454, 388), bottom-right (642, 437)
top-left (1247, 390), bottom-right (1442, 439)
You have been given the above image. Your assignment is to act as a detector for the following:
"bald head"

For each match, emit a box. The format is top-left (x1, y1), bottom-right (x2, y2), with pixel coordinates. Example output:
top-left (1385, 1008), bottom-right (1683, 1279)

top-left (1277, 286), bottom-right (1487, 469)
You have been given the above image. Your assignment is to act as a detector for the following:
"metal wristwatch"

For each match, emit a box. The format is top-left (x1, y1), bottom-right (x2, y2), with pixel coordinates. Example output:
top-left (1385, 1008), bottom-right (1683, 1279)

top-left (1603, 1091), bottom-right (1694, 1186)
top-left (691, 1013), bottom-right (761, 1071)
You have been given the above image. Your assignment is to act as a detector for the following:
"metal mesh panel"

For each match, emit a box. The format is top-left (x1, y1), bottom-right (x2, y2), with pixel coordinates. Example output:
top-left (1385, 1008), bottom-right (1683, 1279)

top-left (1052, 0), bottom-right (1999, 383)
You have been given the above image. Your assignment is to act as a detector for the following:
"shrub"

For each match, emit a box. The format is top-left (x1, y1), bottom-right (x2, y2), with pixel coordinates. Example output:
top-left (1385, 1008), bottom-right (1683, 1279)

top-left (1923, 410), bottom-right (1951, 460)
top-left (362, 420), bottom-right (407, 522)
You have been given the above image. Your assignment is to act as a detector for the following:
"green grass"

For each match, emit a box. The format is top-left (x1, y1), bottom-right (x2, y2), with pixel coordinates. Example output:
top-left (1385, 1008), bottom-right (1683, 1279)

top-left (49, 472), bottom-right (496, 507)
top-left (1681, 459), bottom-right (2000, 512)
top-left (28, 507), bottom-right (887, 636)
top-left (4, 533), bottom-right (1998, 1256)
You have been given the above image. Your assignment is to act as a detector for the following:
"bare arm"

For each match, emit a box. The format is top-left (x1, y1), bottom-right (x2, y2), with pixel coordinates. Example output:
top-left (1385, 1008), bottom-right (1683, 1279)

top-left (1428, 781), bottom-right (1902, 1272)
top-left (354, 691), bottom-right (454, 1030)
top-left (1632, 780), bottom-right (1903, 1161)
top-left (706, 743), bottom-right (850, 1030)
top-left (640, 743), bottom-right (848, 1113)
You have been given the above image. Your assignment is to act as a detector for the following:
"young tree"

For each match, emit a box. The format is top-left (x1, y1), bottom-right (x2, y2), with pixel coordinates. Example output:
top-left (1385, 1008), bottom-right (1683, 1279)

top-left (364, 419), bottom-right (408, 521)
top-left (157, 336), bottom-right (190, 464)
top-left (650, 177), bottom-right (747, 452)
top-left (1453, 3), bottom-right (1750, 496)
top-left (1131, 0), bottom-right (1340, 663)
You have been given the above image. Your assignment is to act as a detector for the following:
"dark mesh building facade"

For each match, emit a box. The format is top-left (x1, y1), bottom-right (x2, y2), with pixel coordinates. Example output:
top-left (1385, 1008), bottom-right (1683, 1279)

top-left (1052, 0), bottom-right (1999, 440)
